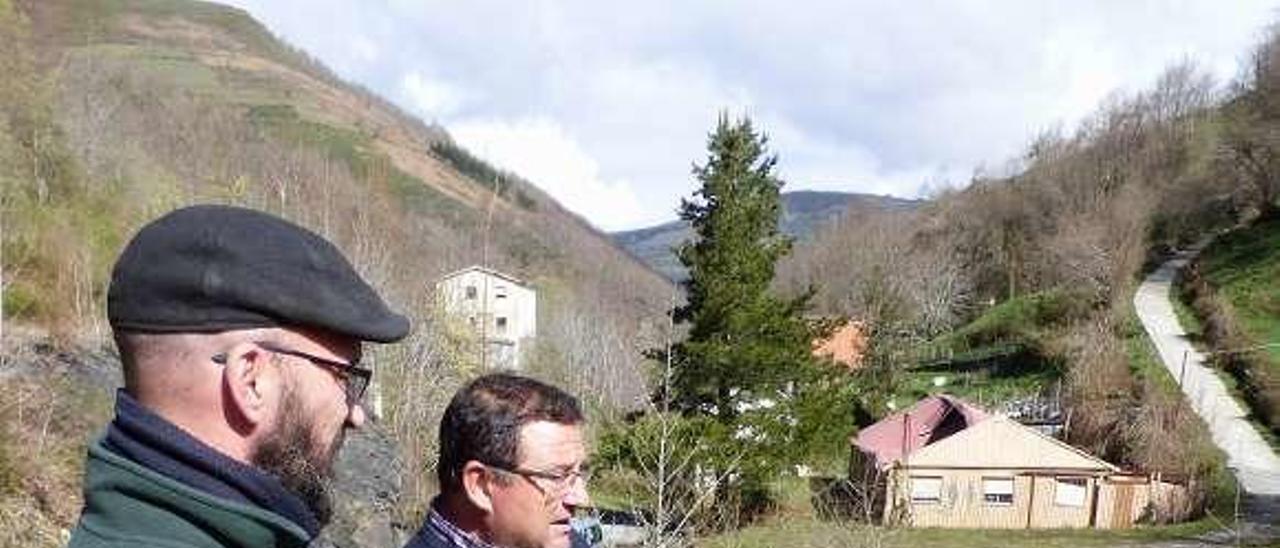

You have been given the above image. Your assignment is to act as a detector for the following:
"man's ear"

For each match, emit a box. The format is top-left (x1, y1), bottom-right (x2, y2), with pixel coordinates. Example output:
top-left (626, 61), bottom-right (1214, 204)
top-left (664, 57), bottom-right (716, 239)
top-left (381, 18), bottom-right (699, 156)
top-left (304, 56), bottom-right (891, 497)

top-left (461, 461), bottom-right (495, 513)
top-left (222, 342), bottom-right (275, 432)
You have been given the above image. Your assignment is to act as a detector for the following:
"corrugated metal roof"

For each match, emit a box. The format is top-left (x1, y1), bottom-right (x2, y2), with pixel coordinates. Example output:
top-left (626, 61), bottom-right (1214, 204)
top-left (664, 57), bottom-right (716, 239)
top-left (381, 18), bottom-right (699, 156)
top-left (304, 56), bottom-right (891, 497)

top-left (853, 394), bottom-right (988, 469)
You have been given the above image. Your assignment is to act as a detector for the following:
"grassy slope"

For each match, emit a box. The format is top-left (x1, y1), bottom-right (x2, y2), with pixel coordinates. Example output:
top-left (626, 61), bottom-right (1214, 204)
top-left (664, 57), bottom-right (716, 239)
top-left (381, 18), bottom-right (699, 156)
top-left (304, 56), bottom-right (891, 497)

top-left (894, 291), bottom-right (1077, 409)
top-left (1197, 216), bottom-right (1280, 365)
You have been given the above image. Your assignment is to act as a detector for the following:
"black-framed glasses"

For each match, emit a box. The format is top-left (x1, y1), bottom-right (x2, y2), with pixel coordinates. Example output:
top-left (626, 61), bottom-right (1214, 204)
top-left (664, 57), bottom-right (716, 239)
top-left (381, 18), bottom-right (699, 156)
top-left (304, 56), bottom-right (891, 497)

top-left (212, 342), bottom-right (371, 405)
top-left (484, 462), bottom-right (592, 497)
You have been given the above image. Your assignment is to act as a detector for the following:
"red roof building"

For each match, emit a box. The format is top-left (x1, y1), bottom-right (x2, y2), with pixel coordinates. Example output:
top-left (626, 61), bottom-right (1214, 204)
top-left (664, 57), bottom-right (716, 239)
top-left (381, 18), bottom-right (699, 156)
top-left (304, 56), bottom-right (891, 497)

top-left (853, 394), bottom-right (988, 470)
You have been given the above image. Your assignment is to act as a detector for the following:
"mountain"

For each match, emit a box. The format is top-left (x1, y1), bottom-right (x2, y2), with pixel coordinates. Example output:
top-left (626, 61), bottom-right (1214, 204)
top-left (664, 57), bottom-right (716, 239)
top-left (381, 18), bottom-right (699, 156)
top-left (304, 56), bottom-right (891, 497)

top-left (3, 1), bottom-right (669, 545)
top-left (10, 0), bottom-right (670, 345)
top-left (613, 190), bottom-right (920, 280)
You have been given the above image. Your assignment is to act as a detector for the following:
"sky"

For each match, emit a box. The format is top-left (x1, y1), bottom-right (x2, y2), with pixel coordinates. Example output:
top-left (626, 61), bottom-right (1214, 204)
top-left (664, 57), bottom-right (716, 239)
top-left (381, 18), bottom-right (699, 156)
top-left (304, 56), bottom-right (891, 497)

top-left (221, 1), bottom-right (1278, 232)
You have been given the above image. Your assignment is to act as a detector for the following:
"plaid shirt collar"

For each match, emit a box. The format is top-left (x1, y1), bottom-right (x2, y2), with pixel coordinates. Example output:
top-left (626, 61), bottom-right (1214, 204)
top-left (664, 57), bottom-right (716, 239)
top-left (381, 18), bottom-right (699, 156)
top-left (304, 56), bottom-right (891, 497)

top-left (425, 499), bottom-right (497, 548)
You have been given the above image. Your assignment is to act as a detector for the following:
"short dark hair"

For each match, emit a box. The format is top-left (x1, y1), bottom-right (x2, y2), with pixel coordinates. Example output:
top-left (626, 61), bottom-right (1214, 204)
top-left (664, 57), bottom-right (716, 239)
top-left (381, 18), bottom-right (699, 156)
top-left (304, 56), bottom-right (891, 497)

top-left (437, 373), bottom-right (584, 493)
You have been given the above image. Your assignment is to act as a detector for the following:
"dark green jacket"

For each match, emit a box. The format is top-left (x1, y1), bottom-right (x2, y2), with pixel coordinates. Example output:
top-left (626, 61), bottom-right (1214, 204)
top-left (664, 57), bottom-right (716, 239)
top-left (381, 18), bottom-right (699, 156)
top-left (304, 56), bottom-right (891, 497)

top-left (68, 439), bottom-right (312, 548)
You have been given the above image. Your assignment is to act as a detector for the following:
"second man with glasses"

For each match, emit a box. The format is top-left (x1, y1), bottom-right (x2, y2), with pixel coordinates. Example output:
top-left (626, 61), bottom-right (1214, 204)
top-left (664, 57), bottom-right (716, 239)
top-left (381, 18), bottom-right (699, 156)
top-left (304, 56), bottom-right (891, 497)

top-left (406, 373), bottom-right (594, 548)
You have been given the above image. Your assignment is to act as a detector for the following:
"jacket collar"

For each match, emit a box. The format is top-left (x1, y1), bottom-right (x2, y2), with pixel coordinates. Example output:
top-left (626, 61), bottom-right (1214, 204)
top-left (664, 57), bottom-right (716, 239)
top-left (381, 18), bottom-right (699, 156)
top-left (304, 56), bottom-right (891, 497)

top-left (103, 390), bottom-right (321, 537)
top-left (80, 439), bottom-right (313, 547)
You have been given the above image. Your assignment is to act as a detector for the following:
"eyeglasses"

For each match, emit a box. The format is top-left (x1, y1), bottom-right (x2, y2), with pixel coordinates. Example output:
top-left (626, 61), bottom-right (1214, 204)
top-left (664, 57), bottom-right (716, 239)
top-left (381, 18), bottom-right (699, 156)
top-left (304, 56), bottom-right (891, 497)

top-left (484, 462), bottom-right (592, 498)
top-left (212, 342), bottom-right (371, 405)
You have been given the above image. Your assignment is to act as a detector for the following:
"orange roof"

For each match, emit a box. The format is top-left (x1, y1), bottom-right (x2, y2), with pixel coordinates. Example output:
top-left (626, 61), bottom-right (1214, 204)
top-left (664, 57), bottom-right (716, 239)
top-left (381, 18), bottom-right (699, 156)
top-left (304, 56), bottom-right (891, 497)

top-left (813, 320), bottom-right (867, 370)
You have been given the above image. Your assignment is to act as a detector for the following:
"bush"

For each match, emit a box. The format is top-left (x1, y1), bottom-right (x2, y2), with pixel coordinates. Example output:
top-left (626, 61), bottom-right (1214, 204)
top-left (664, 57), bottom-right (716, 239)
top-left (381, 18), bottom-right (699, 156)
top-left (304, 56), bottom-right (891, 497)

top-left (595, 413), bottom-right (777, 533)
top-left (941, 289), bottom-right (1092, 352)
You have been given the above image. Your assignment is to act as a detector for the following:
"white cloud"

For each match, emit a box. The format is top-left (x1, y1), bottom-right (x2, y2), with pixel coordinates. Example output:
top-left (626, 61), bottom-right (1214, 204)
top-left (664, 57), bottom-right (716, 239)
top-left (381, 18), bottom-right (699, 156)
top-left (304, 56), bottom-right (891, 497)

top-left (449, 118), bottom-right (649, 232)
top-left (221, 0), bottom-right (1280, 230)
top-left (400, 71), bottom-right (463, 119)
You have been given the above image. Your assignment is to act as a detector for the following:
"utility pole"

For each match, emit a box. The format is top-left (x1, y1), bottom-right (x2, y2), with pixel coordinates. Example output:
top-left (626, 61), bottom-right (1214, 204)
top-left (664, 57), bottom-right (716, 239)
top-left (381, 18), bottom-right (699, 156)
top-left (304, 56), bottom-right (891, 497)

top-left (478, 146), bottom-right (506, 370)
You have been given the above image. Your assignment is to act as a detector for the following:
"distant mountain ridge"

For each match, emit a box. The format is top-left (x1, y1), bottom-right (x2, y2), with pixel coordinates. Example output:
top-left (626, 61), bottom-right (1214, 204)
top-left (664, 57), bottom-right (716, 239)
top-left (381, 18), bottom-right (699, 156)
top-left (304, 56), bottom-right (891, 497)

top-left (613, 190), bottom-right (919, 280)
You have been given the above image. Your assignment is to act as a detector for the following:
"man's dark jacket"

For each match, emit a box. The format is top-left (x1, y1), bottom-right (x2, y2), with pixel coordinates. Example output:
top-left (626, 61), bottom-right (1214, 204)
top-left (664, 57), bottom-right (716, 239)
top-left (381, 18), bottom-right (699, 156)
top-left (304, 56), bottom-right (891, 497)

top-left (67, 392), bottom-right (317, 548)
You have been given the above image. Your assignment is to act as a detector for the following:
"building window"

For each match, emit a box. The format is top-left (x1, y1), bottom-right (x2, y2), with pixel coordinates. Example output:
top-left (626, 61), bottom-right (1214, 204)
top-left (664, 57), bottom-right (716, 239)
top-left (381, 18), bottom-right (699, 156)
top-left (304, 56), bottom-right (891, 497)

top-left (496, 316), bottom-right (508, 334)
top-left (1054, 477), bottom-right (1087, 507)
top-left (982, 477), bottom-right (1014, 506)
top-left (495, 284), bottom-right (507, 299)
top-left (909, 476), bottom-right (942, 505)
top-left (465, 285), bottom-right (477, 299)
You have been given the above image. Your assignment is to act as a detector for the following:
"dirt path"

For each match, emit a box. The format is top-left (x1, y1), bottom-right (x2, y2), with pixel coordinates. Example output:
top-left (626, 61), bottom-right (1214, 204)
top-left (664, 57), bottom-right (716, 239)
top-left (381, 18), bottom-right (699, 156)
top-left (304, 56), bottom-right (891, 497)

top-left (1133, 248), bottom-right (1280, 545)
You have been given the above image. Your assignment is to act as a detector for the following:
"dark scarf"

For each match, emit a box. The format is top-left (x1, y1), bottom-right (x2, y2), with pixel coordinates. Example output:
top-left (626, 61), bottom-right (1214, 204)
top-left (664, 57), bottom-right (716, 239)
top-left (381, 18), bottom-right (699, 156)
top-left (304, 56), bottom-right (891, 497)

top-left (103, 390), bottom-right (321, 538)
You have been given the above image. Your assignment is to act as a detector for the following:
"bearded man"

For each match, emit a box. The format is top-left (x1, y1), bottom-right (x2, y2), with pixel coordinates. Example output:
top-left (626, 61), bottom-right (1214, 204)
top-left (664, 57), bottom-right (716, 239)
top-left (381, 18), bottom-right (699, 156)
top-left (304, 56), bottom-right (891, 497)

top-left (68, 205), bottom-right (409, 548)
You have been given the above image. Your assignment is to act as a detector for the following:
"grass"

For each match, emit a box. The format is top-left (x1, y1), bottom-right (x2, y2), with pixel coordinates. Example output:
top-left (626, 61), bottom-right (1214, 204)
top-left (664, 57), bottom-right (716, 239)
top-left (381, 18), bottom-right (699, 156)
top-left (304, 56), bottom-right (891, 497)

top-left (1197, 216), bottom-right (1280, 366)
top-left (897, 353), bottom-right (1058, 410)
top-left (0, 369), bottom-right (114, 547)
top-left (897, 291), bottom-right (1077, 410)
top-left (1170, 283), bottom-right (1206, 348)
top-left (699, 520), bottom-right (1228, 548)
top-left (245, 103), bottom-right (476, 226)
top-left (50, 0), bottom-right (329, 82)
top-left (1121, 308), bottom-right (1181, 393)
top-left (930, 290), bottom-right (1088, 353)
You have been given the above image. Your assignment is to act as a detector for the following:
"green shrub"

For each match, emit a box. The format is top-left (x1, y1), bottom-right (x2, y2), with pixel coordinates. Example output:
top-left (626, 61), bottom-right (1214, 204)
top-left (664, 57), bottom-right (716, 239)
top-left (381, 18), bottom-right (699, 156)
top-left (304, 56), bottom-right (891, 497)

top-left (938, 289), bottom-right (1091, 352)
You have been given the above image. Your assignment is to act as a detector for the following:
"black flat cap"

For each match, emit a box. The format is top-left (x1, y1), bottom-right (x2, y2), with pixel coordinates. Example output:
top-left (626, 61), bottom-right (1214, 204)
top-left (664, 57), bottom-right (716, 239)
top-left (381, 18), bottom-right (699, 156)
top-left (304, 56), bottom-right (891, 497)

top-left (108, 205), bottom-right (410, 343)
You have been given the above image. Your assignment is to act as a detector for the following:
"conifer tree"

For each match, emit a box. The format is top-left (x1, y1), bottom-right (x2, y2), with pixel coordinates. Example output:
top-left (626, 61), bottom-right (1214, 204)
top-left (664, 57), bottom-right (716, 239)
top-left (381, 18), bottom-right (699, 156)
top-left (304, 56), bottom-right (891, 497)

top-left (667, 114), bottom-right (832, 454)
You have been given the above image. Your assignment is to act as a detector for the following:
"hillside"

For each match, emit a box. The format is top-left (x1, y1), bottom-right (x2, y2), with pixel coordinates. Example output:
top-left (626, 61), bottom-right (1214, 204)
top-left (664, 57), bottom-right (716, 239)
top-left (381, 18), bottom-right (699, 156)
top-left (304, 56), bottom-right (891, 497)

top-left (766, 53), bottom-right (1250, 523)
top-left (6, 0), bottom-right (670, 384)
top-left (613, 191), bottom-right (918, 280)
top-left (1, 0), bottom-right (669, 545)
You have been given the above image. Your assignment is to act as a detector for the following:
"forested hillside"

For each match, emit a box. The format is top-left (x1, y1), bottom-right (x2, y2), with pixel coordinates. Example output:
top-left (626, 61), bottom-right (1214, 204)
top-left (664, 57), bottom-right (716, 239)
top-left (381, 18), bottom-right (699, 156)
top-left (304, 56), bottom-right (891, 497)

top-left (0, 0), bottom-right (668, 543)
top-left (774, 51), bottom-right (1268, 503)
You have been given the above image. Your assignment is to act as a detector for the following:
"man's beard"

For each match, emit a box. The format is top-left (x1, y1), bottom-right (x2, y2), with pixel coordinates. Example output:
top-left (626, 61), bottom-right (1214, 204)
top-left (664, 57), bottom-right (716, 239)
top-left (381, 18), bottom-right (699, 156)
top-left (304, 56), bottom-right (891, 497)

top-left (251, 386), bottom-right (343, 526)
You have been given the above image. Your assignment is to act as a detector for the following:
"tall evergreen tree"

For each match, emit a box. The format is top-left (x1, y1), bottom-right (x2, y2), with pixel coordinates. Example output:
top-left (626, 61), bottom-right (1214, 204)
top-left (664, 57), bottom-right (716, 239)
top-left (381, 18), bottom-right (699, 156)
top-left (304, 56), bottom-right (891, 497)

top-left (668, 114), bottom-right (825, 435)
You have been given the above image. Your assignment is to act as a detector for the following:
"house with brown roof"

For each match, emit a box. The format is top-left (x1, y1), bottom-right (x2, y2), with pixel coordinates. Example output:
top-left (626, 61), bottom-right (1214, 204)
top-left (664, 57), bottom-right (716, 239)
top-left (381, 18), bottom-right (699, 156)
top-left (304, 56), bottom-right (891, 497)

top-left (850, 395), bottom-right (1192, 529)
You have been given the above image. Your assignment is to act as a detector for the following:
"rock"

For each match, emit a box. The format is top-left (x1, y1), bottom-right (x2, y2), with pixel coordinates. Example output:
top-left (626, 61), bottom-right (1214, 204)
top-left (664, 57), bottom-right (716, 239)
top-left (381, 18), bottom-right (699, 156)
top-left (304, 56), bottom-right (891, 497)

top-left (322, 423), bottom-right (409, 548)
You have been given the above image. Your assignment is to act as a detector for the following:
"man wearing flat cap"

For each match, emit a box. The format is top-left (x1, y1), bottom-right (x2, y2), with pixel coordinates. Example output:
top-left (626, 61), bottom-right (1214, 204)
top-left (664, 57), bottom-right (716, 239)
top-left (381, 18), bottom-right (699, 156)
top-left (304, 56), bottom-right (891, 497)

top-left (68, 205), bottom-right (410, 548)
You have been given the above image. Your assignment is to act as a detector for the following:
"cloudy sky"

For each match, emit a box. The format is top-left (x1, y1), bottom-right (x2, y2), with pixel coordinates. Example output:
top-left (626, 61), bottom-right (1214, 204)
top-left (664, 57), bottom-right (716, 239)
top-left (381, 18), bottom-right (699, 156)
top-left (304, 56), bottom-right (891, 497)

top-left (222, 1), bottom-right (1276, 232)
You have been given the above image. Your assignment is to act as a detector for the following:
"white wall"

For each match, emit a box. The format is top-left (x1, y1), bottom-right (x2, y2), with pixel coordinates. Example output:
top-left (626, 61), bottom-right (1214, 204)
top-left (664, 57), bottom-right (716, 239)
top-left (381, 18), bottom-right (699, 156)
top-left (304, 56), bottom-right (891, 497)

top-left (437, 267), bottom-right (537, 369)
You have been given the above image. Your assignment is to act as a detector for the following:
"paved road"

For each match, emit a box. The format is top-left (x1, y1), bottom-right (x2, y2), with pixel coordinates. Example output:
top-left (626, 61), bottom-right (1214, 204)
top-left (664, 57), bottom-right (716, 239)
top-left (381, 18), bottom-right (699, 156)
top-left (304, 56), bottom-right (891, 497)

top-left (1134, 249), bottom-right (1280, 545)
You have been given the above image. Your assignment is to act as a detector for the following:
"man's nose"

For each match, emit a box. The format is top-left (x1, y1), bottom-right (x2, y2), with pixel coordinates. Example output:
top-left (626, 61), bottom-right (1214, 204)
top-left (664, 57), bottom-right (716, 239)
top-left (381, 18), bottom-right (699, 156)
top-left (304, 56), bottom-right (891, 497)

top-left (563, 475), bottom-right (591, 508)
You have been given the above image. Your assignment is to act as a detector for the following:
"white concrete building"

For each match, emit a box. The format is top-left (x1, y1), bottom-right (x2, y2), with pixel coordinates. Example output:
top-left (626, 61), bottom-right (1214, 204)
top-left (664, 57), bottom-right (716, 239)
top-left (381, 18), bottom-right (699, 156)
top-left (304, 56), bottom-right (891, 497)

top-left (437, 265), bottom-right (537, 369)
